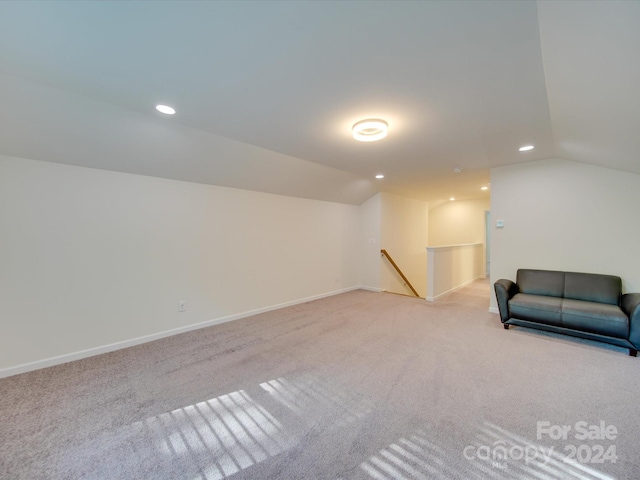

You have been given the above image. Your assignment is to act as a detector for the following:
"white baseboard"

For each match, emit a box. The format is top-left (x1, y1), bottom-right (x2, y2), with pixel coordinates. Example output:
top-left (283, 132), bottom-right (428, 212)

top-left (0, 285), bottom-right (368, 379)
top-left (358, 285), bottom-right (383, 293)
top-left (425, 276), bottom-right (483, 302)
top-left (489, 307), bottom-right (500, 314)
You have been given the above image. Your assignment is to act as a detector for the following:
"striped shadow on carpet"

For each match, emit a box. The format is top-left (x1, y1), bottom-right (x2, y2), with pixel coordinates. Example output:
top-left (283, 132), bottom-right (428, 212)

top-left (1, 280), bottom-right (638, 479)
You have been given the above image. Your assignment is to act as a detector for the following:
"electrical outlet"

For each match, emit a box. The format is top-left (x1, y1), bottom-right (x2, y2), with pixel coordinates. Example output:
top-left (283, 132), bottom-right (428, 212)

top-left (178, 301), bottom-right (187, 313)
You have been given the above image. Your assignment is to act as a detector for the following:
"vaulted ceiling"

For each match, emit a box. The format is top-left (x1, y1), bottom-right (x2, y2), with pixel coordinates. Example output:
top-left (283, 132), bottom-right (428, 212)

top-left (0, 1), bottom-right (638, 206)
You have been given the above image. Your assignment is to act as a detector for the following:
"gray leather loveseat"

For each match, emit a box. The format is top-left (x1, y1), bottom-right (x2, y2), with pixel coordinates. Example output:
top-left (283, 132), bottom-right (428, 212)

top-left (494, 269), bottom-right (640, 356)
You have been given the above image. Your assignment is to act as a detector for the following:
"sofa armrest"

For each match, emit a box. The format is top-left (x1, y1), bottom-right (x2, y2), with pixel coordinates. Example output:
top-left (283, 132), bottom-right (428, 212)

top-left (494, 279), bottom-right (518, 323)
top-left (622, 293), bottom-right (640, 348)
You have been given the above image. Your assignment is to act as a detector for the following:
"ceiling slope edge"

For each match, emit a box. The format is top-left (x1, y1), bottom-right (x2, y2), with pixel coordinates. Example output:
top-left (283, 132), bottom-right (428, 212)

top-left (0, 71), bottom-right (379, 206)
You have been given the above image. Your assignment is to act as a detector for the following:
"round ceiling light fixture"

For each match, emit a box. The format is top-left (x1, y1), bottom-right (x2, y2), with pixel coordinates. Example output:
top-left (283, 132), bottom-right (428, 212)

top-left (156, 104), bottom-right (176, 115)
top-left (519, 145), bottom-right (534, 152)
top-left (352, 119), bottom-right (388, 142)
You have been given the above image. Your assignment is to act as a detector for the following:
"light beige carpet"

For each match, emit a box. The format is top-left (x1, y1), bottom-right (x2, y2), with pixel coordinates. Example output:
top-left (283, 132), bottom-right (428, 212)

top-left (2, 280), bottom-right (639, 479)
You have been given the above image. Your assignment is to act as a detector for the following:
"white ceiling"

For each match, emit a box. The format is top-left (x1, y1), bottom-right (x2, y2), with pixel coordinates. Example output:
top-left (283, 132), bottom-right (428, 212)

top-left (0, 1), bottom-right (638, 206)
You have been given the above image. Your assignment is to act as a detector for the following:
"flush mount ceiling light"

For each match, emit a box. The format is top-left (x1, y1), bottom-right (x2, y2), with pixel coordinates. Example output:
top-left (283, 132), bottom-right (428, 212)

top-left (156, 104), bottom-right (176, 115)
top-left (449, 197), bottom-right (456, 201)
top-left (519, 145), bottom-right (534, 152)
top-left (375, 174), bottom-right (385, 179)
top-left (352, 119), bottom-right (388, 142)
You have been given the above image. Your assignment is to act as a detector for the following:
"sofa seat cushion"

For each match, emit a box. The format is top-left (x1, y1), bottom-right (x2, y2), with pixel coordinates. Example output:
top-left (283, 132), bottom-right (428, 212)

top-left (509, 293), bottom-right (562, 326)
top-left (561, 299), bottom-right (629, 338)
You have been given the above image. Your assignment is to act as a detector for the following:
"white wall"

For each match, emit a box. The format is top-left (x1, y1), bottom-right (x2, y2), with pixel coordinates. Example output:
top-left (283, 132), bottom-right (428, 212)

top-left (0, 155), bottom-right (362, 373)
top-left (428, 197), bottom-right (490, 247)
top-left (490, 158), bottom-right (640, 309)
top-left (359, 193), bottom-right (382, 291)
top-left (380, 192), bottom-right (429, 298)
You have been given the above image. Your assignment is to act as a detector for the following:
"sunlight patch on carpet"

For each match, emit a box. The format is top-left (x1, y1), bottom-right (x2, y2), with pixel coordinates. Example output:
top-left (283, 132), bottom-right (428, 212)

top-left (259, 374), bottom-right (374, 429)
top-left (359, 430), bottom-right (455, 479)
top-left (144, 389), bottom-right (297, 480)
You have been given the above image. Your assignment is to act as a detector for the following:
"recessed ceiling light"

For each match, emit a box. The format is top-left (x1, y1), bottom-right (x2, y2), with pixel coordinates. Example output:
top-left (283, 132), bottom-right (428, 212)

top-left (156, 104), bottom-right (176, 115)
top-left (519, 145), bottom-right (534, 152)
top-left (449, 197), bottom-right (456, 201)
top-left (352, 119), bottom-right (388, 142)
top-left (453, 167), bottom-right (463, 174)
top-left (481, 186), bottom-right (489, 191)
top-left (375, 174), bottom-right (384, 179)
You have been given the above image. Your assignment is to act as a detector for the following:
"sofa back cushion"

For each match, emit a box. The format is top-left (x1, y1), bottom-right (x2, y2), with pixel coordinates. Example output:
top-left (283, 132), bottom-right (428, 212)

top-left (517, 269), bottom-right (565, 298)
top-left (564, 272), bottom-right (621, 305)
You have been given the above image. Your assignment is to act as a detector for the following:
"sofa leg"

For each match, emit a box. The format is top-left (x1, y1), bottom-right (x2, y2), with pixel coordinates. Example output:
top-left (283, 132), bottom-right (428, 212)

top-left (503, 324), bottom-right (509, 330)
top-left (630, 349), bottom-right (637, 357)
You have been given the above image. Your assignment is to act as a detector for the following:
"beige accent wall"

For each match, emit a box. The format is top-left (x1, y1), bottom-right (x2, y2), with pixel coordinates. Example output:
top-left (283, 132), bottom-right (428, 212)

top-left (428, 197), bottom-right (490, 247)
top-left (490, 158), bottom-right (640, 310)
top-left (426, 244), bottom-right (484, 301)
top-left (0, 155), bottom-right (362, 372)
top-left (380, 192), bottom-right (429, 298)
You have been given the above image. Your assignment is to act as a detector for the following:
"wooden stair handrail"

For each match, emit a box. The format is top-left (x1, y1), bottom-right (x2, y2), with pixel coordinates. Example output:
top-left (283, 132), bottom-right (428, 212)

top-left (380, 249), bottom-right (420, 297)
